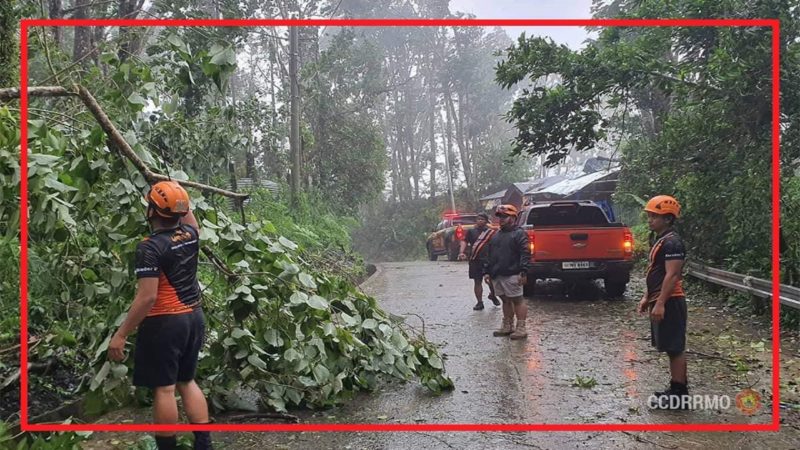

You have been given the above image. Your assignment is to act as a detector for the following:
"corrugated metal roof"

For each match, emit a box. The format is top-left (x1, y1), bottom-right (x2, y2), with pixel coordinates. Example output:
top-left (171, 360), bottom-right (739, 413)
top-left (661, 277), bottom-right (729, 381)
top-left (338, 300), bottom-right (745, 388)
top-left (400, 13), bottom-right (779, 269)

top-left (228, 178), bottom-right (281, 208)
top-left (533, 168), bottom-right (619, 197)
top-left (236, 177), bottom-right (280, 193)
top-left (479, 177), bottom-right (567, 202)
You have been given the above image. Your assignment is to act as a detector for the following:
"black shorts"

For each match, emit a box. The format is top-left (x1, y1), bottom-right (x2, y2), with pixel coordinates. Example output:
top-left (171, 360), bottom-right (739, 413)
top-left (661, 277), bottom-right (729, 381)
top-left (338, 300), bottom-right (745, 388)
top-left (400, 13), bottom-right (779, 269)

top-left (651, 297), bottom-right (687, 355)
top-left (133, 307), bottom-right (205, 388)
top-left (468, 260), bottom-right (485, 280)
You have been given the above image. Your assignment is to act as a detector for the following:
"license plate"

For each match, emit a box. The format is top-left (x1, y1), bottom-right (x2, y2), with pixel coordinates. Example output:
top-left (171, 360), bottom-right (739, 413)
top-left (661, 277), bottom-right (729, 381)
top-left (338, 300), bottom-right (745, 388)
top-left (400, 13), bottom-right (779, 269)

top-left (562, 261), bottom-right (592, 269)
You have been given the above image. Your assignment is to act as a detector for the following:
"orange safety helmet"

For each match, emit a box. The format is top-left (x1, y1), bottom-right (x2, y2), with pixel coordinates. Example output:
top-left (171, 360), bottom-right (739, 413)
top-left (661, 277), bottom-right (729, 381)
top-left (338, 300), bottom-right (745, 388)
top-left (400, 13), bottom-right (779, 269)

top-left (146, 181), bottom-right (190, 218)
top-left (495, 204), bottom-right (519, 217)
top-left (644, 195), bottom-right (681, 218)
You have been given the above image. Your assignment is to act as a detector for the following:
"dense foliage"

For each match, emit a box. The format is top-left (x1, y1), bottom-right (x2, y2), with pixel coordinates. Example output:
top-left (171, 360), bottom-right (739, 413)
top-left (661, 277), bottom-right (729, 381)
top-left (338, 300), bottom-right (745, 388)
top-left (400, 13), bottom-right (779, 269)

top-left (496, 0), bottom-right (800, 280)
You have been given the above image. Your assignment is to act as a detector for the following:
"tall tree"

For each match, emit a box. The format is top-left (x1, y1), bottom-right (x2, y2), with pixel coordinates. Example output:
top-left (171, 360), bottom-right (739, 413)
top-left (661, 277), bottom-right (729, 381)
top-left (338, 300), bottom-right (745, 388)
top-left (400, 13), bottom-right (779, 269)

top-left (0, 1), bottom-right (18, 87)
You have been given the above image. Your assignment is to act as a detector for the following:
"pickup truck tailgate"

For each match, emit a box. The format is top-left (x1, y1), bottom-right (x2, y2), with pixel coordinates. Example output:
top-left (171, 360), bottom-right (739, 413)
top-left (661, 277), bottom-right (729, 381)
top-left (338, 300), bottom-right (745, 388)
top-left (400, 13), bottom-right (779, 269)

top-left (527, 227), bottom-right (629, 261)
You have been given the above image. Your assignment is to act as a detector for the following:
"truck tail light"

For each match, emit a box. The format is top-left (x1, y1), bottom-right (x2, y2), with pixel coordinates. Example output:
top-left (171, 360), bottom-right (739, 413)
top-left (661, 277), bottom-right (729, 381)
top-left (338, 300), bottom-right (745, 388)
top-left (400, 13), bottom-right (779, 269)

top-left (529, 233), bottom-right (535, 257)
top-left (623, 231), bottom-right (633, 255)
top-left (455, 225), bottom-right (465, 241)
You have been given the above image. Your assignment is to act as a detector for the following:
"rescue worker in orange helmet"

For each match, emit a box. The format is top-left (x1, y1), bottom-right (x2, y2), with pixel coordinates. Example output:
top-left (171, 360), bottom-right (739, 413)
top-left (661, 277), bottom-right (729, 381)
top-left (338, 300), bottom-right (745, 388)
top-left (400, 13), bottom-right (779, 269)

top-left (637, 195), bottom-right (690, 409)
top-left (483, 204), bottom-right (532, 340)
top-left (108, 181), bottom-right (213, 449)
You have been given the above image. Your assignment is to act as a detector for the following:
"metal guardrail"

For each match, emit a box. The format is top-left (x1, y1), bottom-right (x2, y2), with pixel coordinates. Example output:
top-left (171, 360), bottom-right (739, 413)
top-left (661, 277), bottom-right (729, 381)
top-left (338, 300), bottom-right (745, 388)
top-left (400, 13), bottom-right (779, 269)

top-left (685, 261), bottom-right (800, 310)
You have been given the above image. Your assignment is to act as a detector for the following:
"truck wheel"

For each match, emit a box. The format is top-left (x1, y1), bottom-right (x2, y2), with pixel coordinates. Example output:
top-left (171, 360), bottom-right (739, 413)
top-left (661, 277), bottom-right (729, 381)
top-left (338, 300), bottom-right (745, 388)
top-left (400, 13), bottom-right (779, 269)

top-left (604, 280), bottom-right (627, 298)
top-left (523, 278), bottom-right (536, 297)
top-left (427, 244), bottom-right (438, 261)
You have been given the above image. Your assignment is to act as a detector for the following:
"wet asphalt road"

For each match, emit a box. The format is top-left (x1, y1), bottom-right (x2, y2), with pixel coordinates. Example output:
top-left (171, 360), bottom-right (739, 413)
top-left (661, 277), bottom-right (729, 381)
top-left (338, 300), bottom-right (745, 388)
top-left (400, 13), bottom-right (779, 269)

top-left (84, 260), bottom-right (799, 449)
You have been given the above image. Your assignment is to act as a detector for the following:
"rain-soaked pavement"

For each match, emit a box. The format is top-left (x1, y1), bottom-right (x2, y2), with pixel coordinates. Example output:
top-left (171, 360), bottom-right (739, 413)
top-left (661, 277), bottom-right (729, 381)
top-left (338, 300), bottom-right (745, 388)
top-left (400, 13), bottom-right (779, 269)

top-left (83, 260), bottom-right (800, 449)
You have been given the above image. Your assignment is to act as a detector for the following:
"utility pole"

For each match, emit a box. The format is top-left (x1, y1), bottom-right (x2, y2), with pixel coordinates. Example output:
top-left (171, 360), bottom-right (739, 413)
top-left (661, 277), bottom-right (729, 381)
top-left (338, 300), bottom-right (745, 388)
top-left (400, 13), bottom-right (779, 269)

top-left (289, 24), bottom-right (301, 202)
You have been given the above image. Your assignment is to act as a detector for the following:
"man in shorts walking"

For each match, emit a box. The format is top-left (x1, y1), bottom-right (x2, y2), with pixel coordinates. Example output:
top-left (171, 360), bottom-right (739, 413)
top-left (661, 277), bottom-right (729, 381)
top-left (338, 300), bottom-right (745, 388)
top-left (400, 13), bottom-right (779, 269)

top-left (483, 204), bottom-right (532, 340)
top-left (458, 212), bottom-right (499, 310)
top-left (637, 195), bottom-right (689, 409)
top-left (108, 181), bottom-right (213, 449)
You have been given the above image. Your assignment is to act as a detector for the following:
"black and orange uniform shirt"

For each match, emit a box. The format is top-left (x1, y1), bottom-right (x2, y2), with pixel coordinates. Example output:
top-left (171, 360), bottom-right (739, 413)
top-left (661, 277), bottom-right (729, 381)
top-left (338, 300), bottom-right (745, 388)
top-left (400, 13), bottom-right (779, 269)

top-left (135, 225), bottom-right (201, 317)
top-left (466, 226), bottom-right (495, 262)
top-left (645, 229), bottom-right (686, 300)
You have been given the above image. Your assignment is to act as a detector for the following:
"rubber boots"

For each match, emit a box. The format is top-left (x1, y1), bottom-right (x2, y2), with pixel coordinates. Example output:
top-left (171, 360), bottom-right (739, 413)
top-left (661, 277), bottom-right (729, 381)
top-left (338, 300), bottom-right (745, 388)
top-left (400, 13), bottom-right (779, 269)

top-left (509, 319), bottom-right (527, 340)
top-left (493, 317), bottom-right (514, 336)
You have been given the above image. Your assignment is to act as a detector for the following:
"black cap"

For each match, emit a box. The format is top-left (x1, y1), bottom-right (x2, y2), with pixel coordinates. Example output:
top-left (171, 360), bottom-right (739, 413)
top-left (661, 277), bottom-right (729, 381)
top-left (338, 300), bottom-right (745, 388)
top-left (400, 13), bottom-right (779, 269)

top-left (476, 213), bottom-right (489, 220)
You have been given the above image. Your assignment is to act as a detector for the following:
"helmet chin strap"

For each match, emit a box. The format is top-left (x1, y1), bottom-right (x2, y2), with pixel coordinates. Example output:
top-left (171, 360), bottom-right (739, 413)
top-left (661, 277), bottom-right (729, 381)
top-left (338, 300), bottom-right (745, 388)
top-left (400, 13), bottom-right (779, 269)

top-left (146, 203), bottom-right (158, 231)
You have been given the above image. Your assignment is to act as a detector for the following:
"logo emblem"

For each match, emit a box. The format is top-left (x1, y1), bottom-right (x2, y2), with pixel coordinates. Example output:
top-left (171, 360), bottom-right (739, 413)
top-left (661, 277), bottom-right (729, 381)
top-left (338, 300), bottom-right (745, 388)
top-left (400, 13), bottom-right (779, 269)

top-left (735, 388), bottom-right (761, 415)
top-left (572, 242), bottom-right (587, 248)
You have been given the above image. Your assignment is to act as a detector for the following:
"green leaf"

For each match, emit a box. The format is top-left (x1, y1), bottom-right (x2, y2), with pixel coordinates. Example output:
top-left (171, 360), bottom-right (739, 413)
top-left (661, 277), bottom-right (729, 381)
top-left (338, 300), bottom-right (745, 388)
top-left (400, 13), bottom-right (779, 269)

top-left (90, 361), bottom-right (111, 391)
top-left (283, 348), bottom-right (302, 362)
top-left (340, 312), bottom-right (359, 327)
top-left (81, 268), bottom-right (98, 282)
top-left (312, 364), bottom-right (331, 384)
top-left (361, 318), bottom-right (378, 330)
top-left (232, 328), bottom-right (254, 339)
top-left (263, 329), bottom-right (283, 347)
top-left (298, 273), bottom-right (317, 289)
top-left (247, 353), bottom-right (267, 370)
top-left (44, 177), bottom-right (78, 193)
top-left (210, 46), bottom-right (237, 66)
top-left (110, 363), bottom-right (128, 378)
top-left (285, 388), bottom-right (302, 405)
top-left (278, 236), bottom-right (298, 250)
top-left (127, 92), bottom-right (148, 106)
top-left (307, 295), bottom-right (329, 310)
top-left (290, 291), bottom-right (309, 305)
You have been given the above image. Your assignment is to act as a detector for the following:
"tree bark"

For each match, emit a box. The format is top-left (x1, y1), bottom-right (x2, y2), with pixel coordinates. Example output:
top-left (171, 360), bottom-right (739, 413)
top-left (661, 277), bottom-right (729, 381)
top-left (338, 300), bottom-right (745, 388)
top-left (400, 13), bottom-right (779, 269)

top-left (428, 86), bottom-right (437, 200)
top-left (289, 26), bottom-right (301, 201)
top-left (72, 0), bottom-right (94, 65)
top-left (118, 0), bottom-right (146, 61)
top-left (48, 0), bottom-right (63, 47)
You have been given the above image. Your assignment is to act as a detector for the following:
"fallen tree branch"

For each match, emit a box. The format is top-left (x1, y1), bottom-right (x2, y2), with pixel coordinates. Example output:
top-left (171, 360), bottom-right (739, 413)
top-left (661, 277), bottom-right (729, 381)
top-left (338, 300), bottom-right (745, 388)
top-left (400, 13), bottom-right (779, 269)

top-left (200, 247), bottom-right (237, 280)
top-left (0, 358), bottom-right (58, 393)
top-left (0, 86), bottom-right (74, 102)
top-left (0, 85), bottom-right (248, 200)
top-left (74, 85), bottom-right (248, 200)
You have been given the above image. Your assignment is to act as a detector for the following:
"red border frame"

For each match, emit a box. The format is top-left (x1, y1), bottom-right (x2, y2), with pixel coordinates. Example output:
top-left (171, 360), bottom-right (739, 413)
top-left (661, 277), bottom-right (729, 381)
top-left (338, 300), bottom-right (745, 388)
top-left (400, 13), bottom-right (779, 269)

top-left (18, 17), bottom-right (781, 433)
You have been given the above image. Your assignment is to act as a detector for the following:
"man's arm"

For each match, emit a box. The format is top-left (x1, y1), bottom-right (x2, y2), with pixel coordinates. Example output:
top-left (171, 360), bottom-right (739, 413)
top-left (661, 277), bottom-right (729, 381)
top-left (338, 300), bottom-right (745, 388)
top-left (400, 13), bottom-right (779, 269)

top-left (655, 259), bottom-right (683, 304)
top-left (459, 239), bottom-right (468, 260)
top-left (108, 277), bottom-right (158, 361)
top-left (516, 229), bottom-right (531, 274)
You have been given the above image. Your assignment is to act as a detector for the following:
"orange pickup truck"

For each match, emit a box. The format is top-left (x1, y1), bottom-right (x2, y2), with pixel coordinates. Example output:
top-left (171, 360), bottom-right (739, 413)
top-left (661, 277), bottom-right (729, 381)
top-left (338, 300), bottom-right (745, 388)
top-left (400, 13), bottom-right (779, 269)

top-left (518, 200), bottom-right (634, 297)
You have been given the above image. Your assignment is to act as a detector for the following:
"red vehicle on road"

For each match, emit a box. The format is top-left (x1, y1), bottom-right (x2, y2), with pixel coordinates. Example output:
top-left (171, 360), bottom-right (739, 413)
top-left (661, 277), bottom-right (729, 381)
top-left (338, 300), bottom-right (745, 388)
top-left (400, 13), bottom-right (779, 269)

top-left (426, 212), bottom-right (476, 261)
top-left (517, 200), bottom-right (634, 297)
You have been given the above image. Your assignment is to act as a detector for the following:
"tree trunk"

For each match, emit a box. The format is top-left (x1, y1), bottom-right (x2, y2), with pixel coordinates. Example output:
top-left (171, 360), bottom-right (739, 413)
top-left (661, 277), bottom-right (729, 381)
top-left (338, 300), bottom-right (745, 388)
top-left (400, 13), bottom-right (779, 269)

top-left (428, 87), bottom-right (437, 200)
top-left (48, 0), bottom-right (62, 47)
top-left (0, 0), bottom-right (17, 87)
top-left (289, 26), bottom-right (301, 201)
top-left (118, 0), bottom-right (145, 61)
top-left (72, 1), bottom-right (94, 64)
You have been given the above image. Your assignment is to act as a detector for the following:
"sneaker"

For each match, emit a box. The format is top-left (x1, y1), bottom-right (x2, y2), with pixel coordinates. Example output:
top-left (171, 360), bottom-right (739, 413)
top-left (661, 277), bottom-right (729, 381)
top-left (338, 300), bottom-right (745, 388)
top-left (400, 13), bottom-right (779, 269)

top-left (488, 294), bottom-right (500, 306)
top-left (473, 301), bottom-right (485, 310)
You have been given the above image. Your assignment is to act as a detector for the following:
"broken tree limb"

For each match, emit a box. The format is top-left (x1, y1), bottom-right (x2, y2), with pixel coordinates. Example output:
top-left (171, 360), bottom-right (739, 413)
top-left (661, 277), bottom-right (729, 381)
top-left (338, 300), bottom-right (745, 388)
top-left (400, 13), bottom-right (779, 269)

top-left (0, 86), bottom-right (75, 102)
top-left (0, 84), bottom-right (248, 200)
top-left (74, 85), bottom-right (152, 176)
top-left (74, 85), bottom-right (249, 200)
